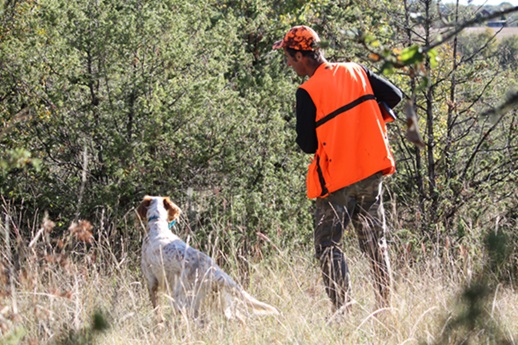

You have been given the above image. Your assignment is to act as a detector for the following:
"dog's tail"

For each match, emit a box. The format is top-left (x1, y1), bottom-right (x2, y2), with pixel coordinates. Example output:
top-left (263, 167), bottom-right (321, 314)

top-left (216, 268), bottom-right (279, 316)
top-left (237, 289), bottom-right (279, 316)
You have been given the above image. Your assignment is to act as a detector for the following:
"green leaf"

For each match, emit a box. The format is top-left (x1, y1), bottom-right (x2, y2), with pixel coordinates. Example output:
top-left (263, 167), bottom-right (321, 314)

top-left (427, 48), bottom-right (439, 69)
top-left (399, 44), bottom-right (424, 66)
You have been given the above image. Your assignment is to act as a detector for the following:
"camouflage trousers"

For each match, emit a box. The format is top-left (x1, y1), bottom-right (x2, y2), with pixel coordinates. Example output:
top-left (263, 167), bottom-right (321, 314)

top-left (314, 172), bottom-right (392, 310)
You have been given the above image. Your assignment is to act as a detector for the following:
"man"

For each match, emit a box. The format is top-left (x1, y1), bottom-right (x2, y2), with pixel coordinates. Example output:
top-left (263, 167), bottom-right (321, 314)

top-left (273, 25), bottom-right (402, 312)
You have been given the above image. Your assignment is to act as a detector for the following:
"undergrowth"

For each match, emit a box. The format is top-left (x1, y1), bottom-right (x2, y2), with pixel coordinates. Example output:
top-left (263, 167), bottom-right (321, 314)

top-left (0, 208), bottom-right (516, 345)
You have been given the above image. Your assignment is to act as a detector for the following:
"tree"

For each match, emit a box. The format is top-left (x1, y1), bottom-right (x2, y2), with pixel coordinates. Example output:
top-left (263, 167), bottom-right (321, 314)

top-left (355, 0), bottom-right (517, 269)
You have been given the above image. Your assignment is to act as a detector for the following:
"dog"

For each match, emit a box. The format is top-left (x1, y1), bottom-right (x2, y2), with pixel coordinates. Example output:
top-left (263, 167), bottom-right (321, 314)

top-left (137, 195), bottom-right (279, 322)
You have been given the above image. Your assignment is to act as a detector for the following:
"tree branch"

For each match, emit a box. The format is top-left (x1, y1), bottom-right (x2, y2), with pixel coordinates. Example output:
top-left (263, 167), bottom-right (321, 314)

top-left (423, 6), bottom-right (518, 53)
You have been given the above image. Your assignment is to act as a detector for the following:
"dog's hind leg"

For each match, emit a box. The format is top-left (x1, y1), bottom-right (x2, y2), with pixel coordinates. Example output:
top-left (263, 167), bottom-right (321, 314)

top-left (221, 290), bottom-right (246, 324)
top-left (190, 285), bottom-right (205, 320)
top-left (173, 275), bottom-right (201, 321)
top-left (172, 283), bottom-right (188, 314)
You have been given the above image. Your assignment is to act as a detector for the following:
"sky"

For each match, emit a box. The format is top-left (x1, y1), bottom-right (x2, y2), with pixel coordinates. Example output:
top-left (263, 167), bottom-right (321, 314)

top-left (440, 0), bottom-right (518, 5)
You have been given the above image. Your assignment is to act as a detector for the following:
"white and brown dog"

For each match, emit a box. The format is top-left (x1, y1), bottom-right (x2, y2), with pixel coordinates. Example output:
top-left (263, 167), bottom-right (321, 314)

top-left (137, 195), bottom-right (279, 321)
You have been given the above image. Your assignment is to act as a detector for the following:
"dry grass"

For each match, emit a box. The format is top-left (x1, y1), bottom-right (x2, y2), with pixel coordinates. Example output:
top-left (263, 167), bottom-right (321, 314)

top-left (1, 216), bottom-right (517, 345)
top-left (463, 26), bottom-right (518, 40)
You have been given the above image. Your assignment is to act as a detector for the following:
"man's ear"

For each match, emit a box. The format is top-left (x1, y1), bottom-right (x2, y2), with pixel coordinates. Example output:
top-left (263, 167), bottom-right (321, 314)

top-left (294, 51), bottom-right (303, 62)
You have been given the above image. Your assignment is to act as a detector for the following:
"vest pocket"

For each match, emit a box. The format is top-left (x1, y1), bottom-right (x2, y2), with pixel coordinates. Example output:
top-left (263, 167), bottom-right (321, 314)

top-left (306, 154), bottom-right (329, 199)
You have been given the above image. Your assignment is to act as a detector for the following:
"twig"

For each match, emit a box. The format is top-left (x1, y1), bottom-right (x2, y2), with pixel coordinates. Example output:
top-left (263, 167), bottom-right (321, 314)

top-left (28, 227), bottom-right (45, 248)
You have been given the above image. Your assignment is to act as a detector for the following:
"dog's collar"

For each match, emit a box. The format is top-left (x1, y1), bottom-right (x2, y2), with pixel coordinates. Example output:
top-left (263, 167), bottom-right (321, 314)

top-left (148, 215), bottom-right (160, 222)
top-left (148, 215), bottom-right (177, 229)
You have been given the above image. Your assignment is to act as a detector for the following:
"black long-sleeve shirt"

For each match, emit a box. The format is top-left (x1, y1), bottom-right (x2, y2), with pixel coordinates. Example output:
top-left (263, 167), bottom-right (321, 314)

top-left (295, 64), bottom-right (402, 154)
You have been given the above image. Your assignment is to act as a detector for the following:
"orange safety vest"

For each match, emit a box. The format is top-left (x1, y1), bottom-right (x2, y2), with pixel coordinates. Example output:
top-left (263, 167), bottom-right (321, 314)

top-left (300, 62), bottom-right (395, 199)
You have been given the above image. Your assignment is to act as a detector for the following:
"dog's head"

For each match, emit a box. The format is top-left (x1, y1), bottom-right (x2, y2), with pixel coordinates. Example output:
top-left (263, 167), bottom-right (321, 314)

top-left (137, 196), bottom-right (182, 224)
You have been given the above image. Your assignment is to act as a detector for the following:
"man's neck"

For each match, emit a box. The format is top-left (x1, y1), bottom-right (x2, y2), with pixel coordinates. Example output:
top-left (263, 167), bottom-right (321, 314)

top-left (307, 58), bottom-right (327, 77)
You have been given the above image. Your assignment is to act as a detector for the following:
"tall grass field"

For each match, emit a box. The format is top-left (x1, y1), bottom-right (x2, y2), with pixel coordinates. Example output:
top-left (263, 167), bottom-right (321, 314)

top-left (1, 211), bottom-right (516, 345)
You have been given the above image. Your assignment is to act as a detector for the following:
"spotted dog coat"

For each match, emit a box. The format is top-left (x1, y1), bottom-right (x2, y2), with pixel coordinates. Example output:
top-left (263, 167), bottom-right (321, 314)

top-left (137, 196), bottom-right (279, 320)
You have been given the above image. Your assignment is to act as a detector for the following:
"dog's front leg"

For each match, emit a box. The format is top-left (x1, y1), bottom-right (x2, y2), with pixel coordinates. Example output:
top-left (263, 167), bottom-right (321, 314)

top-left (148, 279), bottom-right (159, 309)
top-left (147, 278), bottom-right (165, 323)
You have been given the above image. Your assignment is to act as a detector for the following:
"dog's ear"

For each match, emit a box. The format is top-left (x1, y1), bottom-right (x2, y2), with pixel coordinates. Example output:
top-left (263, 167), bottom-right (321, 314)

top-left (163, 197), bottom-right (181, 222)
top-left (136, 196), bottom-right (152, 221)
